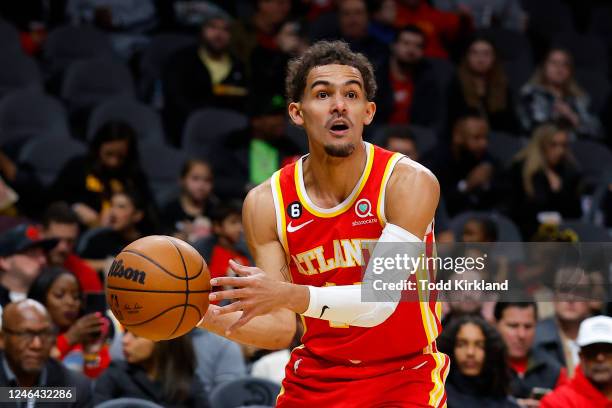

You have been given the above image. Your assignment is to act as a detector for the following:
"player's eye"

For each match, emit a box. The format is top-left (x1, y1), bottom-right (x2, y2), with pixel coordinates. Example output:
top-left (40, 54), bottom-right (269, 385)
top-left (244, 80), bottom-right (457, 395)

top-left (317, 91), bottom-right (328, 99)
top-left (346, 91), bottom-right (357, 99)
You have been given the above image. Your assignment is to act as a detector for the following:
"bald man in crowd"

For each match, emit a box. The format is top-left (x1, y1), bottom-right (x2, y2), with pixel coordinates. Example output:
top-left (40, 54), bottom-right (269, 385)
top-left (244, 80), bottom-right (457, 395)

top-left (0, 300), bottom-right (92, 407)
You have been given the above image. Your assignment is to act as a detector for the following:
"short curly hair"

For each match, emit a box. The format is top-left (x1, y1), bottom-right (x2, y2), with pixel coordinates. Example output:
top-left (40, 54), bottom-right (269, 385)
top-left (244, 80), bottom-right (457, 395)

top-left (285, 40), bottom-right (377, 103)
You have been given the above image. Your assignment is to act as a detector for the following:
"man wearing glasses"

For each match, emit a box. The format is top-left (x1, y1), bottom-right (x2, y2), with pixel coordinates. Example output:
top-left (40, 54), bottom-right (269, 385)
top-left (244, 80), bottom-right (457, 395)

top-left (0, 300), bottom-right (93, 407)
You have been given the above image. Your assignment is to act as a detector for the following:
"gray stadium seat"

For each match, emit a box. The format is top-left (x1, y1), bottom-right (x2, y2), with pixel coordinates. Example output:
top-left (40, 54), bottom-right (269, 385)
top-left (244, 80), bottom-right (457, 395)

top-left (0, 52), bottom-right (43, 98)
top-left (209, 378), bottom-right (281, 408)
top-left (18, 136), bottom-right (86, 187)
top-left (94, 397), bottom-right (164, 408)
top-left (182, 108), bottom-right (248, 159)
top-left (560, 221), bottom-right (610, 242)
top-left (570, 140), bottom-right (612, 188)
top-left (77, 227), bottom-right (112, 255)
top-left (44, 24), bottom-right (114, 73)
top-left (488, 132), bottom-right (526, 167)
top-left (0, 20), bottom-right (21, 54)
top-left (552, 33), bottom-right (609, 74)
top-left (0, 89), bottom-right (70, 146)
top-left (138, 142), bottom-right (187, 206)
top-left (139, 33), bottom-right (196, 102)
top-left (574, 68), bottom-right (610, 115)
top-left (87, 96), bottom-right (164, 144)
top-left (61, 58), bottom-right (135, 111)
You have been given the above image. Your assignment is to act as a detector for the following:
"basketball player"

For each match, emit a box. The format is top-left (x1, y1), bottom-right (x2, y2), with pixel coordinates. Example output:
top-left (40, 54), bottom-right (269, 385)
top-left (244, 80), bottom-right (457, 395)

top-left (198, 41), bottom-right (449, 407)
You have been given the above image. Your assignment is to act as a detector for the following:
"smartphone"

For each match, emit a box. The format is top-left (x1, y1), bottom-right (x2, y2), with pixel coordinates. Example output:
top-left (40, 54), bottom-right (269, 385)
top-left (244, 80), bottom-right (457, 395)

top-left (84, 292), bottom-right (107, 315)
top-left (530, 387), bottom-right (552, 400)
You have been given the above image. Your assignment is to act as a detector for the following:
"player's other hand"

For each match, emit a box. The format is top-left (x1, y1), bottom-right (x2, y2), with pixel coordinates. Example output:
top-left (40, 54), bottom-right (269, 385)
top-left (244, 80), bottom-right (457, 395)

top-left (209, 260), bottom-right (288, 334)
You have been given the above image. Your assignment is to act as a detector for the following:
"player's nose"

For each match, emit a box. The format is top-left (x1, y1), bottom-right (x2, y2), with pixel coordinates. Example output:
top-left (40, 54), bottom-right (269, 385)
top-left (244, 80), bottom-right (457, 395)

top-left (330, 93), bottom-right (347, 114)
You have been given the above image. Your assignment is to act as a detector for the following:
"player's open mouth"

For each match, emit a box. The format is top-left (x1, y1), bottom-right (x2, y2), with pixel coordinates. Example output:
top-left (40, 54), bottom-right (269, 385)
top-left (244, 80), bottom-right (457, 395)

top-left (329, 122), bottom-right (350, 136)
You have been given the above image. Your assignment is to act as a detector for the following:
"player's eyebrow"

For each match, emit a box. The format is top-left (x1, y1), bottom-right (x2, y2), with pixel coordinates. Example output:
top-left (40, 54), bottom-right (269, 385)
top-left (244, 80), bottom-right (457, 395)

top-left (310, 79), bottom-right (363, 89)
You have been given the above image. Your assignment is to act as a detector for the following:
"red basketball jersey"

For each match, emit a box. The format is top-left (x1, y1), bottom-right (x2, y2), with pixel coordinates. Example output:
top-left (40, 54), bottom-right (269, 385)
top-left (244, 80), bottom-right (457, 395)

top-left (271, 142), bottom-right (442, 364)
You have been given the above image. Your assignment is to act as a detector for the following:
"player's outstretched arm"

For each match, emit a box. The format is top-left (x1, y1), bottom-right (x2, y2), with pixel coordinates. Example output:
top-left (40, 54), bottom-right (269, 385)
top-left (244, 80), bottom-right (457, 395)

top-left (198, 181), bottom-right (298, 349)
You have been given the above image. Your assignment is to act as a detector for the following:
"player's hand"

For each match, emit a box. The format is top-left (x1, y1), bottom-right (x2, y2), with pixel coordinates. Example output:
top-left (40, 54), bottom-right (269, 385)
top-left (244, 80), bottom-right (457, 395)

top-left (208, 260), bottom-right (290, 334)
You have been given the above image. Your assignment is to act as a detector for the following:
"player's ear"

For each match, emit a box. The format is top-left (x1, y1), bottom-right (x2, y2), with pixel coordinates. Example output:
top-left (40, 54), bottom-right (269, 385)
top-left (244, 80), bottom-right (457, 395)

top-left (288, 102), bottom-right (304, 126)
top-left (363, 101), bottom-right (376, 126)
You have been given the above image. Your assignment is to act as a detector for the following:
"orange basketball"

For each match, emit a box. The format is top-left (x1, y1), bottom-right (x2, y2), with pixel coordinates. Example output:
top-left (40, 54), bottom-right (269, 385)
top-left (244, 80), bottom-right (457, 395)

top-left (105, 235), bottom-right (210, 341)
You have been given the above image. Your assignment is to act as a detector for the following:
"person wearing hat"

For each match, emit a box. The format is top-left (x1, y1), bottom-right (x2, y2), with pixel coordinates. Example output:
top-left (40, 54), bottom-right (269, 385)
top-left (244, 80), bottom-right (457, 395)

top-left (209, 92), bottom-right (303, 200)
top-left (163, 6), bottom-right (248, 144)
top-left (541, 315), bottom-right (612, 407)
top-left (0, 224), bottom-right (57, 307)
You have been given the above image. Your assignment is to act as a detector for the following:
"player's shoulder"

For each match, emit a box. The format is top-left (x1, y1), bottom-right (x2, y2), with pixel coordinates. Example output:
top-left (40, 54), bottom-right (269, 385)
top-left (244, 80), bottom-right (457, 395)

top-left (388, 156), bottom-right (439, 195)
top-left (243, 179), bottom-right (276, 223)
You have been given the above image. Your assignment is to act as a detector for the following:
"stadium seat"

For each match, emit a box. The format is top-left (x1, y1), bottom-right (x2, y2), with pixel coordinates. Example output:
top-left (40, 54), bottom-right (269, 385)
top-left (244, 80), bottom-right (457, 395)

top-left (44, 24), bottom-right (114, 74)
top-left (552, 33), bottom-right (609, 74)
top-left (0, 89), bottom-right (70, 146)
top-left (77, 227), bottom-right (112, 255)
top-left (182, 108), bottom-right (248, 159)
top-left (0, 52), bottom-right (43, 98)
top-left (87, 96), bottom-right (165, 144)
top-left (570, 140), bottom-right (612, 188)
top-left (487, 132), bottom-right (526, 167)
top-left (589, 5), bottom-right (612, 47)
top-left (139, 33), bottom-right (196, 102)
top-left (574, 68), bottom-right (610, 115)
top-left (428, 58), bottom-right (455, 92)
top-left (18, 136), bottom-right (86, 187)
top-left (0, 20), bottom-right (21, 54)
top-left (138, 142), bottom-right (188, 206)
top-left (559, 220), bottom-right (610, 242)
top-left (61, 57), bottom-right (135, 112)
top-left (94, 397), bottom-right (165, 408)
top-left (584, 168), bottom-right (612, 224)
top-left (209, 378), bottom-right (281, 408)
top-left (521, 0), bottom-right (574, 35)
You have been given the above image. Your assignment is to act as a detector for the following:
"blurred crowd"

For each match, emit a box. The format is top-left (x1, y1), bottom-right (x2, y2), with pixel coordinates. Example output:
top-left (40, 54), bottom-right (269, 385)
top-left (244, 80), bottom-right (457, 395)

top-left (0, 0), bottom-right (612, 407)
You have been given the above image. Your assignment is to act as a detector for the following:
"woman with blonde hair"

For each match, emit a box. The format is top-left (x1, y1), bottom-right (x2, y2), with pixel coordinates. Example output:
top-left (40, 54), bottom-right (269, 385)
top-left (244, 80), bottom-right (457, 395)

top-left (518, 48), bottom-right (601, 138)
top-left (505, 123), bottom-right (583, 238)
top-left (447, 36), bottom-right (517, 133)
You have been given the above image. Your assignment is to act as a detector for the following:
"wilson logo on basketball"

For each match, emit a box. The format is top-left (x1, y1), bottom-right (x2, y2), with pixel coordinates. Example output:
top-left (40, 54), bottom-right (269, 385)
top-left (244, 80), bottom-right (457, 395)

top-left (108, 259), bottom-right (146, 285)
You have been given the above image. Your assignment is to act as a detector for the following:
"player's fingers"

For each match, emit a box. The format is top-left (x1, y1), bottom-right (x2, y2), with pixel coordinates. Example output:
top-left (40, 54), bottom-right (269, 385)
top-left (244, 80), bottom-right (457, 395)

top-left (209, 288), bottom-right (248, 302)
top-left (214, 300), bottom-right (244, 316)
top-left (228, 260), bottom-right (256, 276)
top-left (210, 276), bottom-right (251, 287)
top-left (226, 312), bottom-right (254, 335)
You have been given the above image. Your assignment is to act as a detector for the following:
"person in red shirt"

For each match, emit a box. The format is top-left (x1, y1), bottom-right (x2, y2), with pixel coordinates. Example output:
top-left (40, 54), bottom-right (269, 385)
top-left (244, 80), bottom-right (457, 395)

top-left (541, 315), bottom-right (612, 408)
top-left (394, 0), bottom-right (470, 59)
top-left (40, 202), bottom-right (103, 293)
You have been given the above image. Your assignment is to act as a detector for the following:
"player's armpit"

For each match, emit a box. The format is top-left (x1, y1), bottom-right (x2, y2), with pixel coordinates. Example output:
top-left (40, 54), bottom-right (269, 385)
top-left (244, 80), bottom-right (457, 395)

top-left (384, 158), bottom-right (440, 239)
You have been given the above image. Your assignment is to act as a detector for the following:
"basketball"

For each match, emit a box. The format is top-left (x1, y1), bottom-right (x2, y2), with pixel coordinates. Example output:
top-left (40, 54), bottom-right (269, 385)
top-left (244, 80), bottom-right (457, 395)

top-left (105, 235), bottom-right (211, 341)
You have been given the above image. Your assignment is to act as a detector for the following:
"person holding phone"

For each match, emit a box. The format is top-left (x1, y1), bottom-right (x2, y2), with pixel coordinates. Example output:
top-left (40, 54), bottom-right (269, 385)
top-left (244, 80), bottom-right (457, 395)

top-left (27, 266), bottom-right (111, 378)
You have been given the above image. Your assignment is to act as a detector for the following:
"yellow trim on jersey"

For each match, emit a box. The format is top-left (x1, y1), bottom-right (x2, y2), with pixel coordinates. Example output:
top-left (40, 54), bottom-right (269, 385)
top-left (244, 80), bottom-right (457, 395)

top-left (294, 143), bottom-right (375, 218)
top-left (428, 351), bottom-right (449, 407)
top-left (271, 170), bottom-right (289, 256)
top-left (376, 152), bottom-right (404, 227)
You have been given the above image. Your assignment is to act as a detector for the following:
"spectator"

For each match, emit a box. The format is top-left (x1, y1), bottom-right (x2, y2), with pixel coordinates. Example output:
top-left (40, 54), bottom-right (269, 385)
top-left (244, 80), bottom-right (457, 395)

top-left (163, 8), bottom-right (248, 143)
top-left (541, 315), bottom-right (612, 408)
top-left (78, 189), bottom-right (147, 262)
top-left (156, 1), bottom-right (236, 32)
top-left (505, 123), bottom-right (582, 239)
top-left (424, 111), bottom-right (499, 216)
top-left (231, 0), bottom-right (292, 65)
top-left (495, 301), bottom-right (564, 406)
top-left (376, 25), bottom-right (443, 127)
top-left (518, 48), bottom-right (601, 139)
top-left (393, 0), bottom-right (469, 59)
top-left (442, 269), bottom-right (492, 327)
top-left (462, 216), bottom-right (498, 242)
top-left (27, 267), bottom-right (110, 378)
top-left (51, 121), bottom-right (152, 228)
top-left (191, 329), bottom-right (247, 393)
top-left (94, 330), bottom-right (209, 407)
top-left (368, 0), bottom-right (397, 45)
top-left (0, 299), bottom-right (93, 407)
top-left (66, 0), bottom-right (157, 59)
top-left (383, 125), bottom-right (420, 161)
top-left (447, 36), bottom-right (517, 133)
top-left (40, 202), bottom-right (103, 293)
top-left (437, 315), bottom-right (519, 408)
top-left (161, 159), bottom-right (216, 242)
top-left (210, 93), bottom-right (301, 199)
top-left (433, 0), bottom-right (526, 31)
top-left (337, 0), bottom-right (388, 71)
top-left (535, 268), bottom-right (592, 377)
top-left (0, 224), bottom-right (55, 308)
top-left (194, 203), bottom-right (251, 286)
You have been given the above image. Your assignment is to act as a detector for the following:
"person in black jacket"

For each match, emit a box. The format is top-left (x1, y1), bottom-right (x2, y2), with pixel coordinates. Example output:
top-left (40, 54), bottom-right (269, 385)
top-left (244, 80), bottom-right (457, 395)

top-left (94, 330), bottom-right (209, 408)
top-left (51, 121), bottom-right (153, 229)
top-left (438, 315), bottom-right (519, 408)
top-left (376, 25), bottom-right (443, 127)
top-left (0, 299), bottom-right (93, 408)
top-left (163, 8), bottom-right (248, 144)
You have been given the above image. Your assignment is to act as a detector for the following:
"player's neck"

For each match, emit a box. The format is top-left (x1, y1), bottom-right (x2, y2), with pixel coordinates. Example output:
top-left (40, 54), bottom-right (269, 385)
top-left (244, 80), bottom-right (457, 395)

top-left (303, 142), bottom-right (367, 207)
